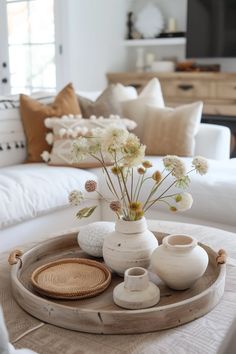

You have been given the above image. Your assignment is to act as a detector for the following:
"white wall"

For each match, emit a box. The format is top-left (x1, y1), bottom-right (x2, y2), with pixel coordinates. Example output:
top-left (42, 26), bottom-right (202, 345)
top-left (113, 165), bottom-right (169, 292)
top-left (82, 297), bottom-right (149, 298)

top-left (64, 0), bottom-right (129, 91)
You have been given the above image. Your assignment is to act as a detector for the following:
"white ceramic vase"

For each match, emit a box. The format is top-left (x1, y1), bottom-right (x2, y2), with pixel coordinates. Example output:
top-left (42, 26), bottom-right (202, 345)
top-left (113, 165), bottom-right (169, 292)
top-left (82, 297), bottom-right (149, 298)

top-left (113, 267), bottom-right (160, 309)
top-left (151, 234), bottom-right (209, 290)
top-left (103, 217), bottom-right (158, 276)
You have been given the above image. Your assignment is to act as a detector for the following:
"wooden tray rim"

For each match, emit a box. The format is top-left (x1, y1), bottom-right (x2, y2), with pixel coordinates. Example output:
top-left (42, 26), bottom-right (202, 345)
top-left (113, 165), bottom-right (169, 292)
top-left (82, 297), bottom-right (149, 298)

top-left (10, 232), bottom-right (226, 315)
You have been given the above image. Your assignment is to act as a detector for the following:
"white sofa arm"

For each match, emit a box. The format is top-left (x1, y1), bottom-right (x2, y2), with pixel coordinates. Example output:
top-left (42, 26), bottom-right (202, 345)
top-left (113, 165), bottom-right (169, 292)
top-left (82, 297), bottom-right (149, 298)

top-left (195, 123), bottom-right (231, 160)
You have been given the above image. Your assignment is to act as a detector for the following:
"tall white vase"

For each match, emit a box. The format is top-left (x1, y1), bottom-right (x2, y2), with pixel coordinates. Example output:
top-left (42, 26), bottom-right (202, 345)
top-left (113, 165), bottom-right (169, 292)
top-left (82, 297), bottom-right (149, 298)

top-left (102, 217), bottom-right (158, 276)
top-left (151, 234), bottom-right (209, 290)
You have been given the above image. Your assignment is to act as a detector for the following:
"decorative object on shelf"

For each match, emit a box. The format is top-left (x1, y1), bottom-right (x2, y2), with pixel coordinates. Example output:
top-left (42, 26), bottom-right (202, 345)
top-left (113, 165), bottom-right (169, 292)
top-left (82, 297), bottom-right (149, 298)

top-left (113, 267), bottom-right (160, 309)
top-left (135, 2), bottom-right (164, 39)
top-left (167, 17), bottom-right (177, 33)
top-left (31, 258), bottom-right (111, 299)
top-left (77, 221), bottom-right (115, 257)
top-left (145, 52), bottom-right (155, 71)
top-left (103, 217), bottom-right (158, 275)
top-left (176, 61), bottom-right (221, 72)
top-left (135, 48), bottom-right (144, 72)
top-left (151, 60), bottom-right (175, 72)
top-left (69, 126), bottom-right (208, 276)
top-left (151, 234), bottom-right (209, 290)
top-left (127, 12), bottom-right (134, 39)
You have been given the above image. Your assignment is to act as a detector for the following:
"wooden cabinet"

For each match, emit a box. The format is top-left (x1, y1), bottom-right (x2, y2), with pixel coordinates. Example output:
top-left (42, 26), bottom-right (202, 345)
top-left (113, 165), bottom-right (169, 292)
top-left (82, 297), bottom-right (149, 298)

top-left (107, 72), bottom-right (236, 116)
top-left (107, 72), bottom-right (236, 156)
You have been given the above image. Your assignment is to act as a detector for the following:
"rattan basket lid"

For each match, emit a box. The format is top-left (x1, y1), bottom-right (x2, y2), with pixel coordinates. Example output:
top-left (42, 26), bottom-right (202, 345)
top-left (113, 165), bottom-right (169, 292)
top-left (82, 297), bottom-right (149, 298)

top-left (31, 258), bottom-right (111, 300)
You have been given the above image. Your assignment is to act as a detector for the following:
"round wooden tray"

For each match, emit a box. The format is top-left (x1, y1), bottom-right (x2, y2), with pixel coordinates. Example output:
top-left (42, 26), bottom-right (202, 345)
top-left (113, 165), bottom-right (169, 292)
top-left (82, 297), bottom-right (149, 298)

top-left (9, 231), bottom-right (226, 334)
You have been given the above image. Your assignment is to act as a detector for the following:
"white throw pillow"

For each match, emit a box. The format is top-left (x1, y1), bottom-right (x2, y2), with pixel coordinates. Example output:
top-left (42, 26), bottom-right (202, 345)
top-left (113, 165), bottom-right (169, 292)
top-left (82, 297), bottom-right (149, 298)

top-left (121, 78), bottom-right (165, 141)
top-left (142, 101), bottom-right (203, 157)
top-left (42, 115), bottom-right (137, 168)
top-left (113, 84), bottom-right (137, 102)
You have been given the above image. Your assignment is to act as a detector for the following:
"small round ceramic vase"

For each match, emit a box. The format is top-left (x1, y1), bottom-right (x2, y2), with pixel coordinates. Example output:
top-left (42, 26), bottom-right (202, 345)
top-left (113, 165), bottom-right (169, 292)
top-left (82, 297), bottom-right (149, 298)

top-left (113, 267), bottom-right (160, 309)
top-left (102, 217), bottom-right (158, 276)
top-left (77, 221), bottom-right (115, 257)
top-left (151, 234), bottom-right (209, 290)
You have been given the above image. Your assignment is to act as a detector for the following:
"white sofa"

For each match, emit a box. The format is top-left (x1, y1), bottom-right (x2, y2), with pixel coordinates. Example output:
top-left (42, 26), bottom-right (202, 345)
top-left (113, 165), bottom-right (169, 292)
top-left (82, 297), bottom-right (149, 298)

top-left (0, 91), bottom-right (235, 252)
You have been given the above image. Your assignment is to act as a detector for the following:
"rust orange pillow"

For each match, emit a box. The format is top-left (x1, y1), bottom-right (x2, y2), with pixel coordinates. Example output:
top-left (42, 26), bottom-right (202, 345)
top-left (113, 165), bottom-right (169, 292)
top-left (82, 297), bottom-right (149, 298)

top-left (20, 83), bottom-right (81, 162)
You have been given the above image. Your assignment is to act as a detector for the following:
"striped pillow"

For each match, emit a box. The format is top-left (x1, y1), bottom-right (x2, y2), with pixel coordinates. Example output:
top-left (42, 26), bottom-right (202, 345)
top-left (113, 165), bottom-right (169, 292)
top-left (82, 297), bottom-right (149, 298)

top-left (0, 92), bottom-right (55, 167)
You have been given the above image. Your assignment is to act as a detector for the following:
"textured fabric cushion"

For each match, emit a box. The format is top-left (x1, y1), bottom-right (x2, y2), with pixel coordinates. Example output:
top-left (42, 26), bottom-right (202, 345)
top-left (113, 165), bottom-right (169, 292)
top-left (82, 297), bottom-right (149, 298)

top-left (77, 85), bottom-right (122, 118)
top-left (20, 83), bottom-right (81, 163)
top-left (142, 102), bottom-right (203, 156)
top-left (0, 163), bottom-right (99, 229)
top-left (121, 78), bottom-right (165, 141)
top-left (42, 115), bottom-right (136, 168)
top-left (0, 92), bottom-right (55, 167)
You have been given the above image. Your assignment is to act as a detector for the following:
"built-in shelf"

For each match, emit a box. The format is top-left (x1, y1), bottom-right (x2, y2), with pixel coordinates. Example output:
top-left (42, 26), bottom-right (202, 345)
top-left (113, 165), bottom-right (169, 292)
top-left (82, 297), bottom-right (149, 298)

top-left (123, 37), bottom-right (186, 47)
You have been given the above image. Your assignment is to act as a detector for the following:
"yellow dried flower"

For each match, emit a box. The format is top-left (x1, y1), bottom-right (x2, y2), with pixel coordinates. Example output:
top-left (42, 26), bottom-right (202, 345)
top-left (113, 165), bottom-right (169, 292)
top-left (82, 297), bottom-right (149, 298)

top-left (170, 206), bottom-right (177, 212)
top-left (152, 171), bottom-right (162, 183)
top-left (142, 160), bottom-right (153, 168)
top-left (129, 201), bottom-right (142, 211)
top-left (137, 167), bottom-right (146, 175)
top-left (135, 209), bottom-right (144, 220)
top-left (175, 194), bottom-right (182, 202)
top-left (111, 166), bottom-right (123, 175)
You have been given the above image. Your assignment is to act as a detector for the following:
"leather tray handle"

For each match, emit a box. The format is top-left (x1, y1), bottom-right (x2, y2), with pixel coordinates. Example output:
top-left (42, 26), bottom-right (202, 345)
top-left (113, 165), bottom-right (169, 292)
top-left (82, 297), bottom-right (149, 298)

top-left (8, 249), bottom-right (23, 268)
top-left (216, 249), bottom-right (227, 265)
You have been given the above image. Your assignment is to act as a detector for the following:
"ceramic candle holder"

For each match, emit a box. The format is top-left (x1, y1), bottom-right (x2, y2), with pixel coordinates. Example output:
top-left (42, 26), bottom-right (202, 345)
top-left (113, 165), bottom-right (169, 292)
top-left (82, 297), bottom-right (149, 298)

top-left (113, 267), bottom-right (160, 309)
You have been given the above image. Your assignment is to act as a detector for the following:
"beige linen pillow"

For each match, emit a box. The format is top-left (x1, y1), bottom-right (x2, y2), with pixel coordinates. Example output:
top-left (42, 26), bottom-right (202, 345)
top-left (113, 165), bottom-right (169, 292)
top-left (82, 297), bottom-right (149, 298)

top-left (121, 78), bottom-right (165, 141)
top-left (42, 115), bottom-right (136, 168)
top-left (77, 85), bottom-right (123, 118)
top-left (143, 101), bottom-right (203, 157)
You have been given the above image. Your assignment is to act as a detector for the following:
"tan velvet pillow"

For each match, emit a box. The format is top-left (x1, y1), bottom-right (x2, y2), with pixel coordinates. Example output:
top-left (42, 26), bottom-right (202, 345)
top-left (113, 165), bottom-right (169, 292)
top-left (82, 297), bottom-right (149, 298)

top-left (20, 83), bottom-right (81, 162)
top-left (77, 85), bottom-right (122, 118)
top-left (143, 102), bottom-right (203, 157)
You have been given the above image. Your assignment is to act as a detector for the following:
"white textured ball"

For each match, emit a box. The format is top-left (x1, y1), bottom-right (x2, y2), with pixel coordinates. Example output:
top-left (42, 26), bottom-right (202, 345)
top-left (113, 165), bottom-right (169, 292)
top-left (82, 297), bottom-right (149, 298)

top-left (77, 222), bottom-right (115, 257)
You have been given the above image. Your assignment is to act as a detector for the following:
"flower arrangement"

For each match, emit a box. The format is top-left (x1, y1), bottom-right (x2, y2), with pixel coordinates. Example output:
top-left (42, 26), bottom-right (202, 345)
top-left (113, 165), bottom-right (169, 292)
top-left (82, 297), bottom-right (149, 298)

top-left (69, 126), bottom-right (208, 221)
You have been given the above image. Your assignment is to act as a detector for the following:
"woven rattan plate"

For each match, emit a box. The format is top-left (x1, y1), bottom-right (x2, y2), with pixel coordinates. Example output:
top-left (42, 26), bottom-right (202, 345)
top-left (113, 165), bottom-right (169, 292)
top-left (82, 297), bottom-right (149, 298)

top-left (31, 258), bottom-right (112, 299)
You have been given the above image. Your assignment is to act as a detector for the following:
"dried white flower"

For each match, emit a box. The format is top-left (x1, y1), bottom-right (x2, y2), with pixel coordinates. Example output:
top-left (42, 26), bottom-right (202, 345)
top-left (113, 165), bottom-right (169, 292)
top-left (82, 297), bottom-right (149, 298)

top-left (123, 134), bottom-right (146, 167)
top-left (176, 192), bottom-right (193, 211)
top-left (68, 190), bottom-right (84, 206)
top-left (41, 151), bottom-right (51, 162)
top-left (163, 155), bottom-right (186, 179)
top-left (45, 132), bottom-right (54, 145)
top-left (192, 156), bottom-right (209, 175)
top-left (102, 126), bottom-right (129, 152)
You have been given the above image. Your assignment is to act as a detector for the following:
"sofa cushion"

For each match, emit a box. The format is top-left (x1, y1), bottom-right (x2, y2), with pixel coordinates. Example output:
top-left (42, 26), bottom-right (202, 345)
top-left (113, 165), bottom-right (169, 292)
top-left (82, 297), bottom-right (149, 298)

top-left (121, 78), bottom-right (165, 141)
top-left (77, 85), bottom-right (121, 118)
top-left (143, 102), bottom-right (203, 157)
top-left (42, 115), bottom-right (136, 168)
top-left (0, 92), bottom-right (55, 168)
top-left (20, 83), bottom-right (81, 163)
top-left (0, 164), bottom-right (99, 229)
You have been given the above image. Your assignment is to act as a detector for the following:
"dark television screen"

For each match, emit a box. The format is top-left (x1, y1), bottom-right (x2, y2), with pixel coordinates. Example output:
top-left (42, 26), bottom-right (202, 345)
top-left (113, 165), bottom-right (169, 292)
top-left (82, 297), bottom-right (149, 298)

top-left (186, 0), bottom-right (236, 58)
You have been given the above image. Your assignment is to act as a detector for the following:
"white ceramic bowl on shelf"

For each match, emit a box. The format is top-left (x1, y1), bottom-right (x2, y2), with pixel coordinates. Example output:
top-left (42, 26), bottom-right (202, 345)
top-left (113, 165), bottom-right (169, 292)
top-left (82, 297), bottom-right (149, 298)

top-left (151, 61), bottom-right (175, 72)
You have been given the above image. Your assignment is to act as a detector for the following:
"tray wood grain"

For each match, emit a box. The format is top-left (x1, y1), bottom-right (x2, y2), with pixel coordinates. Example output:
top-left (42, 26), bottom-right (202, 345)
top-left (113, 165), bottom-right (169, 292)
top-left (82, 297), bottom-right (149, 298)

top-left (10, 231), bottom-right (226, 334)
